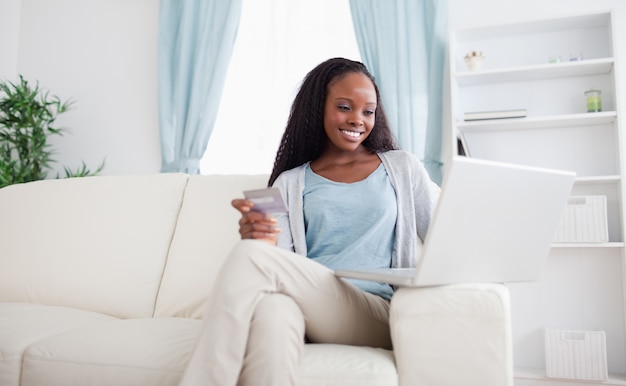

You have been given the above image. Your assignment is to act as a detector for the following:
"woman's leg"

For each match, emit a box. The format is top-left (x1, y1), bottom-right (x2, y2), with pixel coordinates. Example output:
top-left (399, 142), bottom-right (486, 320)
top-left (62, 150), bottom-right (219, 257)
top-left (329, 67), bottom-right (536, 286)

top-left (179, 239), bottom-right (391, 386)
top-left (237, 293), bottom-right (305, 386)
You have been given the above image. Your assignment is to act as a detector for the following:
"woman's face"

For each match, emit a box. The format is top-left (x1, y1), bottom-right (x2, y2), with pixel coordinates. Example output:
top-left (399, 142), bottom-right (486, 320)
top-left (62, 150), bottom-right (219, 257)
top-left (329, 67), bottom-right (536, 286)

top-left (322, 72), bottom-right (377, 153)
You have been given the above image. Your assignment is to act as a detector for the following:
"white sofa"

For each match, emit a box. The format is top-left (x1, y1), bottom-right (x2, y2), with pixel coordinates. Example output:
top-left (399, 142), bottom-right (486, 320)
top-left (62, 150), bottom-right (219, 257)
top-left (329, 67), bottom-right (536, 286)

top-left (0, 173), bottom-right (514, 386)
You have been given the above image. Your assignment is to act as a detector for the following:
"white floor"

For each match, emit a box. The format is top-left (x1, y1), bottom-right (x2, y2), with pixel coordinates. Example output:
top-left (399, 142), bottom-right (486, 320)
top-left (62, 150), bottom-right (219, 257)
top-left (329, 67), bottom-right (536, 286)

top-left (515, 368), bottom-right (626, 385)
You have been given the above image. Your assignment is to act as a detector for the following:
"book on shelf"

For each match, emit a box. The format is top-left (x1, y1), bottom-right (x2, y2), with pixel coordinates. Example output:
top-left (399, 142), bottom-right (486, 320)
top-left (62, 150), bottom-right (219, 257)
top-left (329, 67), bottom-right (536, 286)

top-left (463, 108), bottom-right (527, 121)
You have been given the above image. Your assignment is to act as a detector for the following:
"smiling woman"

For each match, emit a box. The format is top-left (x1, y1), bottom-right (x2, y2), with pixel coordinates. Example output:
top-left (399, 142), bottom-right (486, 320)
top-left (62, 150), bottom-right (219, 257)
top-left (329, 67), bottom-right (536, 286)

top-left (200, 0), bottom-right (361, 175)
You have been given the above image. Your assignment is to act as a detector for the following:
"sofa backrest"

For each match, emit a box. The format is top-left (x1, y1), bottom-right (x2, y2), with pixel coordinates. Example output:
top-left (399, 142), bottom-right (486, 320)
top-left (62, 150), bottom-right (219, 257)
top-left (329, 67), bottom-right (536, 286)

top-left (154, 174), bottom-right (268, 318)
top-left (0, 174), bottom-right (189, 319)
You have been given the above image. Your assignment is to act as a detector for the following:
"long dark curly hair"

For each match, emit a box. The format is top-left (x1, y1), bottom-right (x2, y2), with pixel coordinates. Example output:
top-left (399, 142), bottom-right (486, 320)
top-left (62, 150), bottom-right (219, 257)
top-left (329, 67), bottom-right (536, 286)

top-left (268, 57), bottom-right (397, 186)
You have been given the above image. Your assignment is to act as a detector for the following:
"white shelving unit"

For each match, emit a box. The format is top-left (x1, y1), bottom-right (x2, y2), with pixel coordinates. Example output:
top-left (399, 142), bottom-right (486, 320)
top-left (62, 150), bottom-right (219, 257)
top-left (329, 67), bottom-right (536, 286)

top-left (447, 11), bottom-right (626, 384)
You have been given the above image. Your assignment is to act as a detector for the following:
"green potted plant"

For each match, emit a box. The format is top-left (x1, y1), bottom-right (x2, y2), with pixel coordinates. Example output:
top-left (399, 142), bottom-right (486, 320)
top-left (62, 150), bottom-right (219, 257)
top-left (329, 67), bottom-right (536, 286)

top-left (0, 75), bottom-right (104, 189)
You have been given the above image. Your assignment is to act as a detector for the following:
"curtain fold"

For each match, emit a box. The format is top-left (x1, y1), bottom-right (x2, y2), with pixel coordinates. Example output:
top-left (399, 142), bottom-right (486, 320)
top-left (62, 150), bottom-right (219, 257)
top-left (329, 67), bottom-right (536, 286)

top-left (349, 0), bottom-right (447, 184)
top-left (158, 0), bottom-right (243, 173)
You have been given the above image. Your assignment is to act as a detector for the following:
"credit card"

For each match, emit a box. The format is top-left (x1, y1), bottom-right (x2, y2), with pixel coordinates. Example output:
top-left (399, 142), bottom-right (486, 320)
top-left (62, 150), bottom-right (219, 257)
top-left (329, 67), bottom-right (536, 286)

top-left (243, 187), bottom-right (287, 214)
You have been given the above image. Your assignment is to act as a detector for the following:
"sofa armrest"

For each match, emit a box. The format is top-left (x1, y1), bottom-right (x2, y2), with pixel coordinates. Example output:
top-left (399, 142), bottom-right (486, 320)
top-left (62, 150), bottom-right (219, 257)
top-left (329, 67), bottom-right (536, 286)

top-left (390, 283), bottom-right (513, 386)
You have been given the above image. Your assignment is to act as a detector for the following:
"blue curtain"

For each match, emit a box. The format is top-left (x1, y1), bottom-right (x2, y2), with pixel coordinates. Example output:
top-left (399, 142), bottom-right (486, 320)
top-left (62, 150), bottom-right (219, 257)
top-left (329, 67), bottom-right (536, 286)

top-left (158, 0), bottom-right (243, 173)
top-left (349, 0), bottom-right (447, 184)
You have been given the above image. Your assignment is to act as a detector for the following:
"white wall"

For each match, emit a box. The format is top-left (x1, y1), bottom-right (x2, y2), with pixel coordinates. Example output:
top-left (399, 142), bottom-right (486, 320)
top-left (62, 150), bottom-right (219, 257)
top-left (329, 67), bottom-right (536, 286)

top-left (0, 0), bottom-right (161, 176)
top-left (0, 0), bottom-right (21, 76)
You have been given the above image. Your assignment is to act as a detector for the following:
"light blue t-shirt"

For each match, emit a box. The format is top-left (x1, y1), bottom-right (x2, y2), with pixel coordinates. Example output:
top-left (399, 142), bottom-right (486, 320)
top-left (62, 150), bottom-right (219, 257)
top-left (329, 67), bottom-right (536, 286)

top-left (303, 163), bottom-right (397, 300)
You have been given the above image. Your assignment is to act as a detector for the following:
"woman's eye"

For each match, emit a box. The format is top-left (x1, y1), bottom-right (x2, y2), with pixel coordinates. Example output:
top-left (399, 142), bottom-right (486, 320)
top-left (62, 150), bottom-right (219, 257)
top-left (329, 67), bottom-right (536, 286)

top-left (337, 105), bottom-right (350, 111)
top-left (364, 110), bottom-right (375, 116)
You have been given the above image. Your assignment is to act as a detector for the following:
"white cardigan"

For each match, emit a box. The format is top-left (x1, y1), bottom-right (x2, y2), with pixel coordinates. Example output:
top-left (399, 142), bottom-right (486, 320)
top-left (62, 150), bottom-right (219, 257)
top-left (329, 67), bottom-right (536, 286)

top-left (272, 150), bottom-right (440, 269)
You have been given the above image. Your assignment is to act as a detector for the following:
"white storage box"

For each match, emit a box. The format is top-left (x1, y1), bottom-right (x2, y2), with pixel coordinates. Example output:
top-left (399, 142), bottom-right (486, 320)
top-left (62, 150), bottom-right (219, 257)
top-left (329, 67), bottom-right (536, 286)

top-left (553, 196), bottom-right (609, 243)
top-left (544, 329), bottom-right (608, 381)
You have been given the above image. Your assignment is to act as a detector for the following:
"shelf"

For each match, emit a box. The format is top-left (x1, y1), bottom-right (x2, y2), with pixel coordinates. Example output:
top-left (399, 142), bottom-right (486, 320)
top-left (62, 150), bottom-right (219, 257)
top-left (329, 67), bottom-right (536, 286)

top-left (575, 175), bottom-right (621, 184)
top-left (454, 58), bottom-right (614, 86)
top-left (457, 111), bottom-right (617, 132)
top-left (456, 12), bottom-right (611, 42)
top-left (552, 242), bottom-right (625, 248)
top-left (451, 11), bottom-right (626, 378)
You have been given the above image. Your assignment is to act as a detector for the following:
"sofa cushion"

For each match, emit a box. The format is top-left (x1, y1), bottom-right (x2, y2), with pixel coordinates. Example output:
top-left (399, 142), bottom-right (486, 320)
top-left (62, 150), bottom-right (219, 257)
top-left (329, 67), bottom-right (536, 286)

top-left (155, 174), bottom-right (268, 318)
top-left (20, 317), bottom-right (199, 386)
top-left (0, 174), bottom-right (189, 318)
top-left (0, 303), bottom-right (116, 386)
top-left (20, 316), bottom-right (397, 386)
top-left (300, 344), bottom-right (397, 386)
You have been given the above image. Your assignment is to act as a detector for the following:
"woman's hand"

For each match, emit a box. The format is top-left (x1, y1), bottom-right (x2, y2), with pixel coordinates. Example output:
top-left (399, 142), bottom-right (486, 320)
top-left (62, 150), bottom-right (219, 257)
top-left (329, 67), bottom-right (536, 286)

top-left (231, 198), bottom-right (281, 245)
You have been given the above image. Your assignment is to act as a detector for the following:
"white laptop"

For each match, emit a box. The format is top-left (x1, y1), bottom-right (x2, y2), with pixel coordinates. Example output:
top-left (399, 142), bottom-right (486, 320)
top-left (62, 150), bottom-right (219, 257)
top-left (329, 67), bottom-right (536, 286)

top-left (334, 156), bottom-right (576, 287)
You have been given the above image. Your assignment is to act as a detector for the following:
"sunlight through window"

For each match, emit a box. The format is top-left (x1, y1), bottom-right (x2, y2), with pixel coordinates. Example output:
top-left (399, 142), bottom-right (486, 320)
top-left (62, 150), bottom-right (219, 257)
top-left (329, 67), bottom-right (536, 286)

top-left (200, 0), bottom-right (361, 175)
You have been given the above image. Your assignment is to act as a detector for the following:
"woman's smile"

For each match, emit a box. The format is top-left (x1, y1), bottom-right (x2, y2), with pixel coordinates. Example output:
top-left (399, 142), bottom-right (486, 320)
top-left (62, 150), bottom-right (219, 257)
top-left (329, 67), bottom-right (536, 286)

top-left (340, 128), bottom-right (364, 139)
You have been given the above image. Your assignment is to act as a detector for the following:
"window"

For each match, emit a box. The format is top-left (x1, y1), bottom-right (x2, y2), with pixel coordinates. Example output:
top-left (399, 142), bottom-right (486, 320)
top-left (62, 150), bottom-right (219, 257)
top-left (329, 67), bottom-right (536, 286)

top-left (200, 0), bottom-right (361, 175)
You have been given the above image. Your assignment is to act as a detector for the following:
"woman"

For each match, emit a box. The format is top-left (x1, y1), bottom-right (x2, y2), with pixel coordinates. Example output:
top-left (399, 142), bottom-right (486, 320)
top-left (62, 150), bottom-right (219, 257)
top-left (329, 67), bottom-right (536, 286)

top-left (180, 57), bottom-right (439, 386)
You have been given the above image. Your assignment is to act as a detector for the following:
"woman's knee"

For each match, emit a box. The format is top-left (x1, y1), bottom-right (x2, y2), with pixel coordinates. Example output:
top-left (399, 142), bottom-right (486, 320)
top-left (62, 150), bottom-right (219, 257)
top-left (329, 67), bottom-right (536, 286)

top-left (228, 239), bottom-right (276, 263)
top-left (252, 293), bottom-right (305, 335)
top-left (231, 239), bottom-right (268, 254)
top-left (221, 240), bottom-right (270, 272)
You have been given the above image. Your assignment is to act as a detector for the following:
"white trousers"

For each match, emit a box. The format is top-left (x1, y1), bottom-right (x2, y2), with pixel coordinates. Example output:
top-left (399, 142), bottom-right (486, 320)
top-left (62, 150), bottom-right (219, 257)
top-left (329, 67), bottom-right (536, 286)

top-left (179, 239), bottom-right (392, 386)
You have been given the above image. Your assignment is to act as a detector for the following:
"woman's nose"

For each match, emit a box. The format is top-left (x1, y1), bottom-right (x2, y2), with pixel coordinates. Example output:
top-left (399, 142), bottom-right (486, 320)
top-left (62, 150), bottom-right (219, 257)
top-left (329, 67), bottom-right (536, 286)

top-left (348, 114), bottom-right (363, 126)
